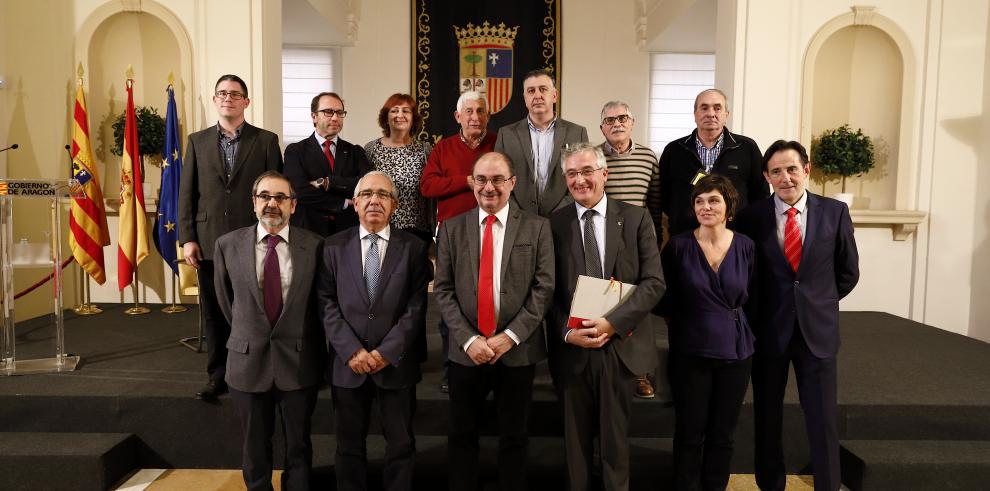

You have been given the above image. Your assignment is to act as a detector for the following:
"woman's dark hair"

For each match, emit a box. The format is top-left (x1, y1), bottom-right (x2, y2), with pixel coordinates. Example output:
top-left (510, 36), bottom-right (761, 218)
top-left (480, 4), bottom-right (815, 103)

top-left (691, 174), bottom-right (739, 221)
top-left (377, 93), bottom-right (422, 137)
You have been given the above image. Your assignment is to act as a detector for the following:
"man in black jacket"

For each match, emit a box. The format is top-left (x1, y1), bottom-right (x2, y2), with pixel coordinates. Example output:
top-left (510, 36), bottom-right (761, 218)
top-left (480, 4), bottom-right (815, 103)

top-left (284, 92), bottom-right (371, 237)
top-left (657, 89), bottom-right (768, 239)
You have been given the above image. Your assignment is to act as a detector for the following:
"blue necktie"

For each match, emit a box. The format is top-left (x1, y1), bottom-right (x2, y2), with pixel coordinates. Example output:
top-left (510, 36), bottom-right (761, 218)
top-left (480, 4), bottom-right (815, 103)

top-left (366, 234), bottom-right (381, 304)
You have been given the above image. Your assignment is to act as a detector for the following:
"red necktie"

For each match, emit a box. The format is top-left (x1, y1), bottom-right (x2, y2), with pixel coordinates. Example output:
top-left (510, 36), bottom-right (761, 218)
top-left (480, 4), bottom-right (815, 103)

top-left (322, 139), bottom-right (335, 173)
top-left (784, 207), bottom-right (802, 272)
top-left (478, 215), bottom-right (496, 337)
top-left (263, 234), bottom-right (283, 327)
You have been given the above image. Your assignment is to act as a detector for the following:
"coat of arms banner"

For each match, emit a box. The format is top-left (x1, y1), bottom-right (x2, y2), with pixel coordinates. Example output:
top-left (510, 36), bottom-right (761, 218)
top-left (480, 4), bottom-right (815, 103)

top-left (411, 0), bottom-right (562, 143)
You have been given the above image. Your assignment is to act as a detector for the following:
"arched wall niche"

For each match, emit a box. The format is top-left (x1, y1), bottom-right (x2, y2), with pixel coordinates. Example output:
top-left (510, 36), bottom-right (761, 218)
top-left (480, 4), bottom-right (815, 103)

top-left (74, 1), bottom-right (195, 302)
top-left (801, 7), bottom-right (918, 211)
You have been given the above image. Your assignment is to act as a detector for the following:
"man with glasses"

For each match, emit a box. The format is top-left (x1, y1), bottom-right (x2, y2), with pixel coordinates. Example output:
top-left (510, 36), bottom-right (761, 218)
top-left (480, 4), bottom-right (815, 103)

top-left (318, 171), bottom-right (432, 491)
top-left (495, 69), bottom-right (588, 218)
top-left (285, 92), bottom-right (371, 237)
top-left (420, 90), bottom-right (497, 392)
top-left (214, 171), bottom-right (325, 491)
top-left (433, 152), bottom-right (554, 490)
top-left (658, 88), bottom-right (768, 240)
top-left (180, 74), bottom-right (282, 401)
top-left (548, 142), bottom-right (665, 491)
top-left (597, 100), bottom-right (663, 400)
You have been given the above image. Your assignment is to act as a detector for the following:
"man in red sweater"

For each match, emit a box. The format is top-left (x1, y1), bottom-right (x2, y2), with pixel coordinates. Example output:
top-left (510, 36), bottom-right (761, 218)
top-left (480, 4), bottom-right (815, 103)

top-left (420, 90), bottom-right (496, 391)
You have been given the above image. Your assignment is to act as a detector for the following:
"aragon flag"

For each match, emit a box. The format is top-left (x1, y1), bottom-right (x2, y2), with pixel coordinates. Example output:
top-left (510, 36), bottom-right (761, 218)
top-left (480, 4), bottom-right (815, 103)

top-left (154, 84), bottom-right (182, 275)
top-left (117, 77), bottom-right (149, 290)
top-left (69, 80), bottom-right (111, 284)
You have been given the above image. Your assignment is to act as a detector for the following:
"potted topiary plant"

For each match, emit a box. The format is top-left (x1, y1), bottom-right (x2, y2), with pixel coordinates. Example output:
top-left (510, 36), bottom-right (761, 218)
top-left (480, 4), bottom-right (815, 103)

top-left (811, 124), bottom-right (875, 207)
top-left (110, 105), bottom-right (166, 179)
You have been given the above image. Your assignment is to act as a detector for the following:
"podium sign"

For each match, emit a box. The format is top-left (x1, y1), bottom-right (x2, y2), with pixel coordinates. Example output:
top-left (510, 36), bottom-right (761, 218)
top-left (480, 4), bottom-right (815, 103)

top-left (0, 179), bottom-right (85, 375)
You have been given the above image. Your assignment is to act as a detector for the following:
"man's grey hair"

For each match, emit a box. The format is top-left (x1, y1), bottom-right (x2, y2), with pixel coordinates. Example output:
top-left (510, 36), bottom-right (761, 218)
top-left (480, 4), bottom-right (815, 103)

top-left (600, 101), bottom-right (634, 121)
top-left (693, 88), bottom-right (730, 111)
top-left (353, 170), bottom-right (399, 200)
top-left (456, 91), bottom-right (486, 113)
top-left (560, 142), bottom-right (607, 173)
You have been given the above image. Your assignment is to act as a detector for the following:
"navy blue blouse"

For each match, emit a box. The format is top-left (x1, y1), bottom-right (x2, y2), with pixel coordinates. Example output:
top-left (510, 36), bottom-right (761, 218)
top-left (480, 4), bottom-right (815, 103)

top-left (658, 231), bottom-right (756, 360)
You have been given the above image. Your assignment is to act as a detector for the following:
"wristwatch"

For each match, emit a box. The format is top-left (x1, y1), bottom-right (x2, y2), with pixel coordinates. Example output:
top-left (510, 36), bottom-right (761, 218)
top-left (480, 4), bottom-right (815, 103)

top-left (311, 177), bottom-right (329, 190)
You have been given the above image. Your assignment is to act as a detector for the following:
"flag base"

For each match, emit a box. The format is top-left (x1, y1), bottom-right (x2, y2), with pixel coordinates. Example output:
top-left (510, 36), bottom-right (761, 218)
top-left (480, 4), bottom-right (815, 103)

top-left (162, 304), bottom-right (188, 314)
top-left (124, 306), bottom-right (151, 315)
top-left (74, 303), bottom-right (103, 315)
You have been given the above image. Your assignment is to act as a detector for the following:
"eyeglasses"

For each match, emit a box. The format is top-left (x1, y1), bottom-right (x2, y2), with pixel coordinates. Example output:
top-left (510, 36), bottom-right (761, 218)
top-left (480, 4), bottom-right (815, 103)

top-left (356, 189), bottom-right (394, 200)
top-left (215, 90), bottom-right (246, 100)
top-left (601, 114), bottom-right (632, 126)
top-left (254, 193), bottom-right (294, 203)
top-left (471, 175), bottom-right (513, 187)
top-left (564, 167), bottom-right (604, 179)
top-left (316, 109), bottom-right (347, 118)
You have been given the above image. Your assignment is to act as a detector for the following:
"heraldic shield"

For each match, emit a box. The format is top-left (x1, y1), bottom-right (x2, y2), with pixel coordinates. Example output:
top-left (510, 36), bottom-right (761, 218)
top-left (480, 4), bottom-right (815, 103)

top-left (455, 22), bottom-right (519, 114)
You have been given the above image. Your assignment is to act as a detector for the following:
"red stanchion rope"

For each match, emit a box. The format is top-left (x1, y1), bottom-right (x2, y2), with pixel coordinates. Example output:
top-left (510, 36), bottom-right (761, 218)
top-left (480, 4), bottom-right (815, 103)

top-left (11, 258), bottom-right (76, 300)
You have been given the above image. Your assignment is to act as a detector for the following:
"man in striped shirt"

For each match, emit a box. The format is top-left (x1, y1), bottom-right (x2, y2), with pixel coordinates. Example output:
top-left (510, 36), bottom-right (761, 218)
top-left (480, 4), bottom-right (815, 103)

top-left (598, 101), bottom-right (662, 400)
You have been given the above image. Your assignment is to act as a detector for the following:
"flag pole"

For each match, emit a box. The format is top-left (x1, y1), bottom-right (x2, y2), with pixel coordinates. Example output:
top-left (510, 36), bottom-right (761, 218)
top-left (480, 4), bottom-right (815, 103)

top-left (70, 63), bottom-right (102, 316)
top-left (124, 268), bottom-right (149, 315)
top-left (162, 270), bottom-right (186, 313)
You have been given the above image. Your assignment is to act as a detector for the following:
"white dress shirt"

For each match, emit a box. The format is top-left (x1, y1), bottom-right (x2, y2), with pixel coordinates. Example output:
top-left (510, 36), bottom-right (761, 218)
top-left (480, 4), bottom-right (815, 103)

top-left (463, 204), bottom-right (521, 352)
top-left (773, 191), bottom-right (808, 251)
top-left (314, 132), bottom-right (338, 158)
top-left (359, 224), bottom-right (390, 274)
top-left (574, 194), bottom-right (608, 276)
top-left (527, 117), bottom-right (557, 192)
top-left (255, 224), bottom-right (293, 303)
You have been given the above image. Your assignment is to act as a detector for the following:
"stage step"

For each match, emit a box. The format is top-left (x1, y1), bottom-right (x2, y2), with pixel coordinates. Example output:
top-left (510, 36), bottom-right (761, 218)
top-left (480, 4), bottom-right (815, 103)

top-left (0, 432), bottom-right (138, 491)
top-left (840, 440), bottom-right (990, 491)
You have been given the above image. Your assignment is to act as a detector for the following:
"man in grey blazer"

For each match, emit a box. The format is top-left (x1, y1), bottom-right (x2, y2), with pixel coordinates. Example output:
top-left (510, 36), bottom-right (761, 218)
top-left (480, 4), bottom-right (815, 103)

top-left (179, 74), bottom-right (283, 400)
top-left (318, 171), bottom-right (432, 491)
top-left (548, 142), bottom-right (666, 491)
top-left (495, 69), bottom-right (588, 218)
top-left (214, 171), bottom-right (325, 491)
top-left (433, 152), bottom-right (555, 490)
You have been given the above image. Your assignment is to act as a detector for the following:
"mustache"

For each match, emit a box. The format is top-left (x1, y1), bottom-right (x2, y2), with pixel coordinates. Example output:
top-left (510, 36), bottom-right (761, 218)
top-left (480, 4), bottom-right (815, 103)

top-left (263, 206), bottom-right (282, 215)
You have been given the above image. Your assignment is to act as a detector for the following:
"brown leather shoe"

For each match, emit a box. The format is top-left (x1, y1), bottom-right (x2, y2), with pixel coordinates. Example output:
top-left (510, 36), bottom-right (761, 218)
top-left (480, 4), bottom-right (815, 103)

top-left (635, 374), bottom-right (655, 399)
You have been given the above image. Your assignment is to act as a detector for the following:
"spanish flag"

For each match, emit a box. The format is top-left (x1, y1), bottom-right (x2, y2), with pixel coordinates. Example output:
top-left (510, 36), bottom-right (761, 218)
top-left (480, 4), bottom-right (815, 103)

top-left (117, 77), bottom-right (149, 290)
top-left (69, 79), bottom-right (110, 284)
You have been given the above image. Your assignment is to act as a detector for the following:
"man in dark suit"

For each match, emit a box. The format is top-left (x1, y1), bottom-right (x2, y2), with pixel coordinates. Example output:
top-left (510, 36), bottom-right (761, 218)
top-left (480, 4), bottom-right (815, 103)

top-left (284, 91), bottom-right (371, 237)
top-left (658, 88), bottom-right (768, 239)
top-left (495, 69), bottom-right (588, 218)
top-left (734, 140), bottom-right (859, 491)
top-left (548, 142), bottom-right (665, 491)
top-left (318, 171), bottom-right (432, 491)
top-left (214, 171), bottom-right (325, 491)
top-left (433, 152), bottom-right (555, 490)
top-left (179, 74), bottom-right (283, 400)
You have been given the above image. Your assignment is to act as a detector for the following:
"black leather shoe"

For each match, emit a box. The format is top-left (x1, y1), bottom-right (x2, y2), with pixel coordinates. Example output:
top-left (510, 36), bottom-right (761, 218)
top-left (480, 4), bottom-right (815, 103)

top-left (195, 380), bottom-right (228, 400)
top-left (439, 376), bottom-right (449, 394)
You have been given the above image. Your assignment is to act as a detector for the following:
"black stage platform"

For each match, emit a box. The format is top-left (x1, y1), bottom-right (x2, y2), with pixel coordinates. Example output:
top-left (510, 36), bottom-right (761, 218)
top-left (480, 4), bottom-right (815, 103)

top-left (1, 300), bottom-right (989, 490)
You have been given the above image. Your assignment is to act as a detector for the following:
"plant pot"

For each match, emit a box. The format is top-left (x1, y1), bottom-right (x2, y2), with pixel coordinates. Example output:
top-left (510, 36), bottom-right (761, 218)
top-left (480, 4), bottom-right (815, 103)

top-left (832, 192), bottom-right (854, 207)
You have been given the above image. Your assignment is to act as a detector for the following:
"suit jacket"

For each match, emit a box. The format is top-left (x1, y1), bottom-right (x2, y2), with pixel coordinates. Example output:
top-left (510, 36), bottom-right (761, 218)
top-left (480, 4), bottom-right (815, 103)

top-left (548, 198), bottom-right (666, 376)
top-left (318, 227), bottom-right (432, 389)
top-left (495, 117), bottom-right (589, 217)
top-left (178, 123), bottom-right (283, 260)
top-left (433, 203), bottom-right (555, 367)
top-left (734, 193), bottom-right (859, 358)
top-left (214, 225), bottom-right (326, 393)
top-left (283, 134), bottom-right (372, 236)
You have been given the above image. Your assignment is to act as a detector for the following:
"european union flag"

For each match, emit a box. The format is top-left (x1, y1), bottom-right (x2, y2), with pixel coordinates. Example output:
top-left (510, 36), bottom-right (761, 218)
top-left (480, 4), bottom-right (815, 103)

top-left (154, 85), bottom-right (182, 275)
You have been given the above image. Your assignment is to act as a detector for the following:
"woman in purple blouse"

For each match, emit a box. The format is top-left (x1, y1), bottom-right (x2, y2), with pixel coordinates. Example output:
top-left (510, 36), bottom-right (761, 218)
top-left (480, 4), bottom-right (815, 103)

top-left (658, 174), bottom-right (755, 491)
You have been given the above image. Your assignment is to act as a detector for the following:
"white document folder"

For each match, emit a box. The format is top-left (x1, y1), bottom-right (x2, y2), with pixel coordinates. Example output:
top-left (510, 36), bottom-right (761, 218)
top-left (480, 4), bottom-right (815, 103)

top-left (566, 275), bottom-right (637, 329)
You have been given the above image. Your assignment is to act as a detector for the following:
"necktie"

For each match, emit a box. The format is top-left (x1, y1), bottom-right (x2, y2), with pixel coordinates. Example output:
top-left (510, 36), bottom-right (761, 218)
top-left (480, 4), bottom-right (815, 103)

top-left (583, 209), bottom-right (603, 279)
top-left (478, 215), bottom-right (497, 337)
top-left (784, 207), bottom-right (802, 272)
top-left (322, 139), bottom-right (335, 173)
top-left (263, 234), bottom-right (283, 327)
top-left (365, 234), bottom-right (381, 304)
